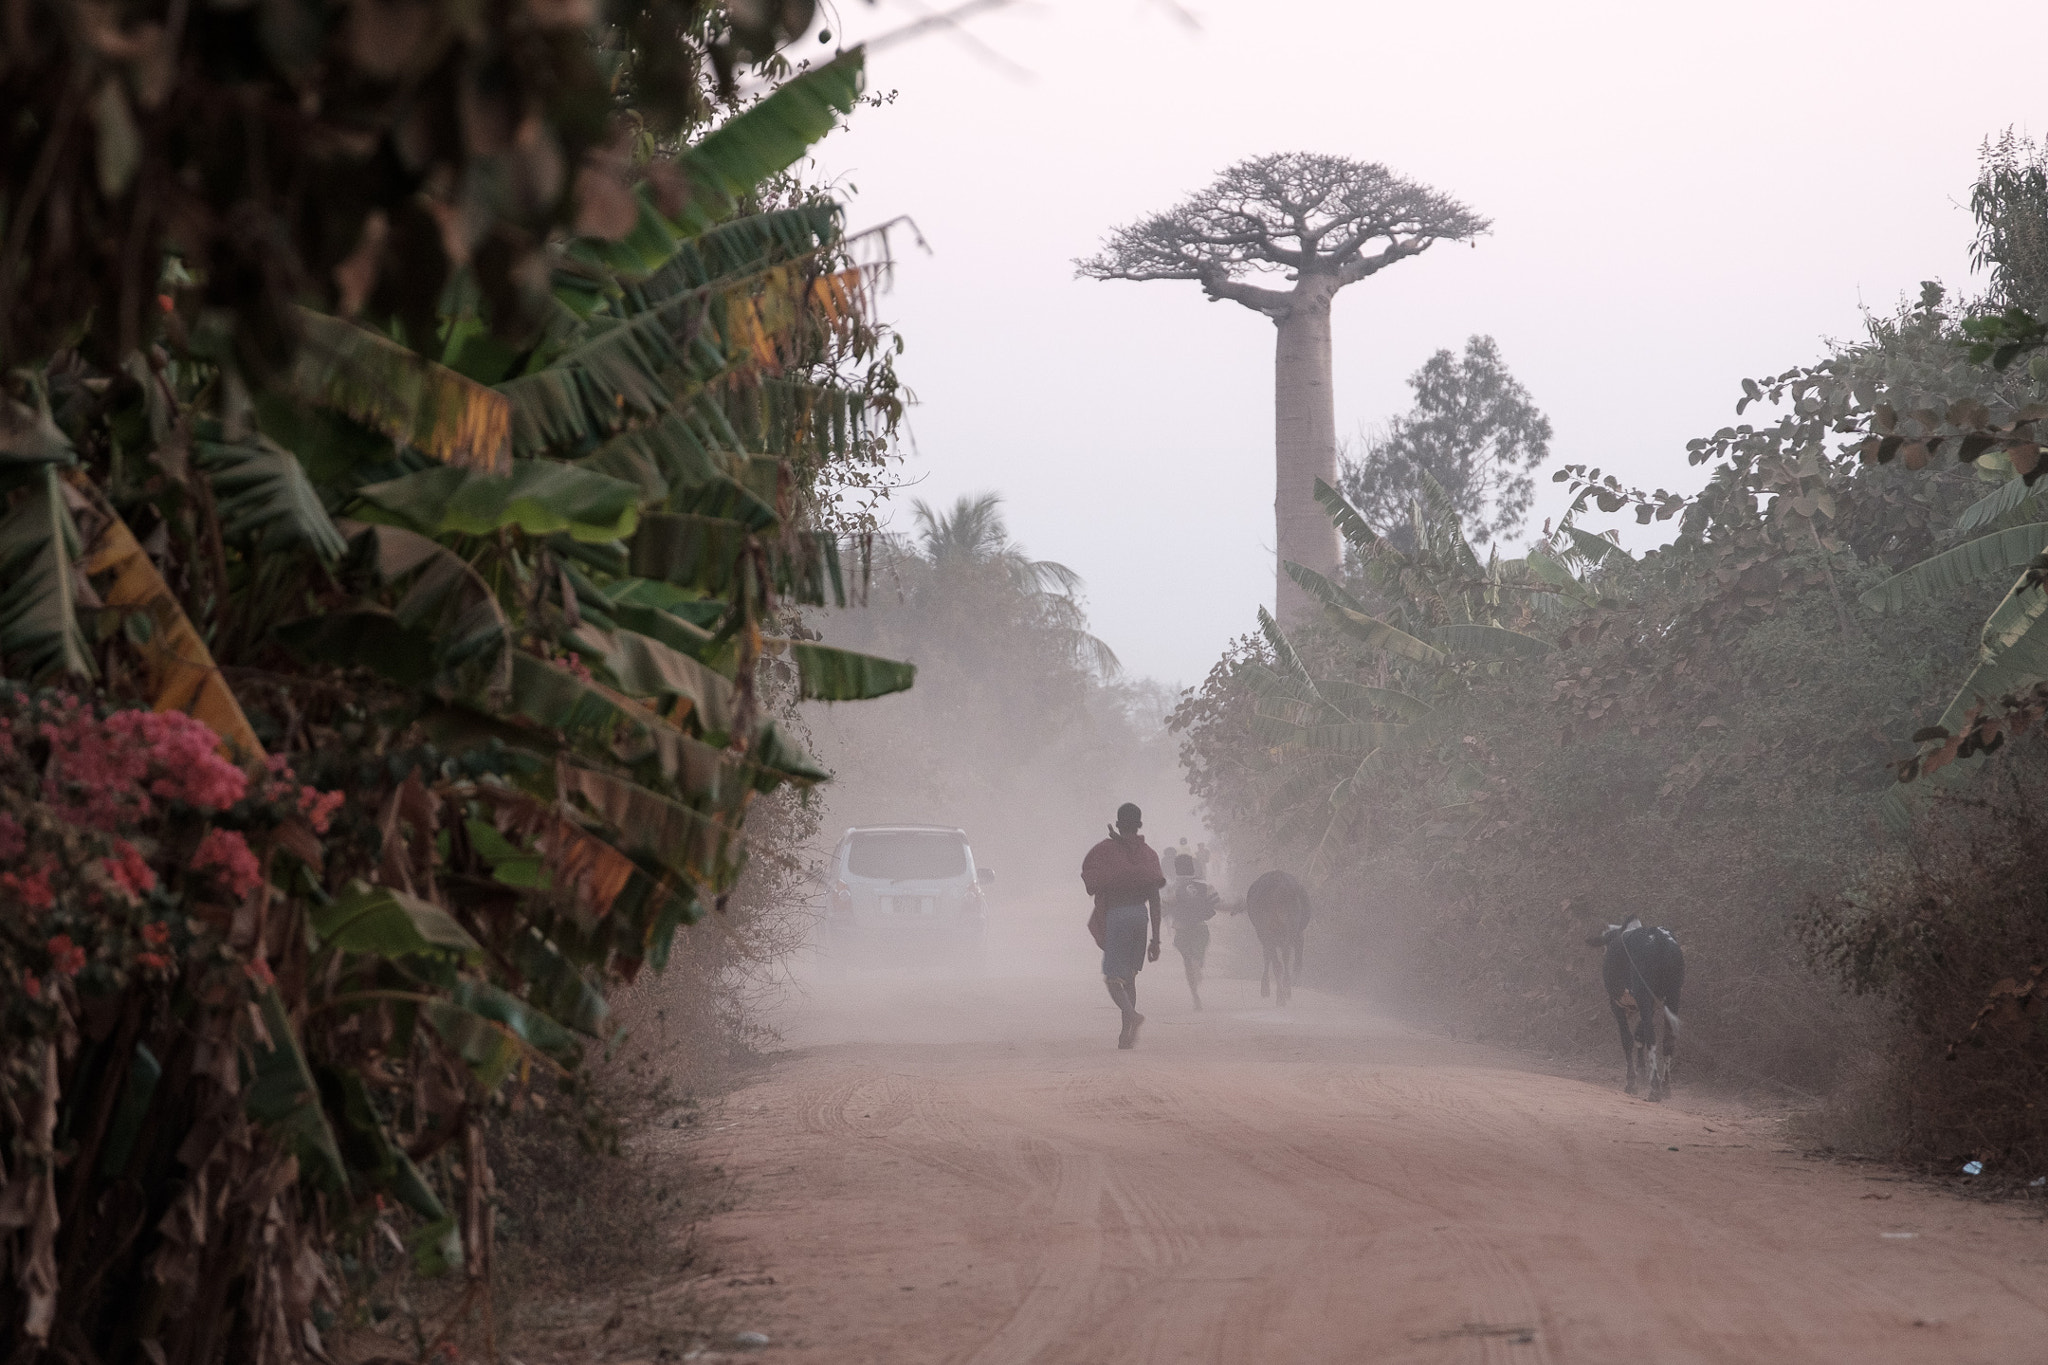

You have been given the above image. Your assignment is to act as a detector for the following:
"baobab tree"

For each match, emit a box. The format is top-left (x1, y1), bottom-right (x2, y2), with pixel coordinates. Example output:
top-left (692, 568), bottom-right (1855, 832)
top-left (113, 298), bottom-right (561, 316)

top-left (1078, 153), bottom-right (1488, 624)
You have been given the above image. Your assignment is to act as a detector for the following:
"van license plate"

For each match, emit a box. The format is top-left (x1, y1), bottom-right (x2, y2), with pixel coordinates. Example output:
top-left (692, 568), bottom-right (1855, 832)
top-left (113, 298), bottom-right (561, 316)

top-left (891, 896), bottom-right (928, 916)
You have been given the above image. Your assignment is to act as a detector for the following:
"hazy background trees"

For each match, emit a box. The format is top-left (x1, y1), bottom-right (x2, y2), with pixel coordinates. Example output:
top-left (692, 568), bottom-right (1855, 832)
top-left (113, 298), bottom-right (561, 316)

top-left (808, 494), bottom-right (1197, 893)
top-left (1338, 335), bottom-right (1552, 551)
top-left (1173, 129), bottom-right (2048, 1170)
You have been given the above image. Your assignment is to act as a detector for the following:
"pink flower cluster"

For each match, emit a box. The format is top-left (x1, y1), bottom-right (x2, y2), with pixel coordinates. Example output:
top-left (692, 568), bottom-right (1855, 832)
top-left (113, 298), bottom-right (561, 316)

top-left (39, 703), bottom-right (247, 831)
top-left (103, 839), bottom-right (157, 903)
top-left (190, 828), bottom-right (262, 899)
top-left (259, 756), bottom-right (346, 834)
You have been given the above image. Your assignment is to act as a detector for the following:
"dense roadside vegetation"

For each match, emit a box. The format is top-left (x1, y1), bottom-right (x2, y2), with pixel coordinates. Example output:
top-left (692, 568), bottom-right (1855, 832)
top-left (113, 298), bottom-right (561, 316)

top-left (1176, 136), bottom-right (2048, 1173)
top-left (0, 6), bottom-right (917, 1360)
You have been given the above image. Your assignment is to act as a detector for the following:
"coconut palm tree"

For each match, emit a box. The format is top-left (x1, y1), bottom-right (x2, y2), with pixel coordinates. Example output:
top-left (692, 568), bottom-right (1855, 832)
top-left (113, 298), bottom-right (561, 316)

top-left (908, 493), bottom-right (1121, 676)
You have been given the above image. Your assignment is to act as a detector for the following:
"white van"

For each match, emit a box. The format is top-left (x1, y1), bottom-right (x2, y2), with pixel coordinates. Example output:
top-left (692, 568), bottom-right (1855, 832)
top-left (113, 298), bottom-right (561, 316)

top-left (824, 825), bottom-right (991, 951)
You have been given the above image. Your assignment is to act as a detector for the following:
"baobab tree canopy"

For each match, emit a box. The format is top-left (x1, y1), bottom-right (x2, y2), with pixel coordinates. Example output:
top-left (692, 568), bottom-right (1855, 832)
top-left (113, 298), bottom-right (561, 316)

top-left (1078, 153), bottom-right (1487, 623)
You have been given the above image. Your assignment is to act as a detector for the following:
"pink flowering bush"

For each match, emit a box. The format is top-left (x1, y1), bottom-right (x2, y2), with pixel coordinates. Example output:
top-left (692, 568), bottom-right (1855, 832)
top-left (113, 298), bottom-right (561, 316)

top-left (0, 688), bottom-right (344, 1013)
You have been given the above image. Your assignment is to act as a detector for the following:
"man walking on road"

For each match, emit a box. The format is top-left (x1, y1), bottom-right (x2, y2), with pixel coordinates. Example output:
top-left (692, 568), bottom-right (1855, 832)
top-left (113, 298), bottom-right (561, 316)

top-left (1163, 853), bottom-right (1221, 1010)
top-left (1081, 803), bottom-right (1165, 1049)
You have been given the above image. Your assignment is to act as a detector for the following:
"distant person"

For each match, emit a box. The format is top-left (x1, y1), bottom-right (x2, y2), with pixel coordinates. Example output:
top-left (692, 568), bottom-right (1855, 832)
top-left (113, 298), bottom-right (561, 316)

top-left (1164, 852), bottom-right (1221, 1009)
top-left (1194, 842), bottom-right (1212, 879)
top-left (1080, 802), bottom-right (1165, 1049)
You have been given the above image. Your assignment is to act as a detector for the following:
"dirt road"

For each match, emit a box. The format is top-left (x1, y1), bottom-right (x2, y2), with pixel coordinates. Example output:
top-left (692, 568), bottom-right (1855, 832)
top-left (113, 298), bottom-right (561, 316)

top-left (680, 917), bottom-right (2048, 1363)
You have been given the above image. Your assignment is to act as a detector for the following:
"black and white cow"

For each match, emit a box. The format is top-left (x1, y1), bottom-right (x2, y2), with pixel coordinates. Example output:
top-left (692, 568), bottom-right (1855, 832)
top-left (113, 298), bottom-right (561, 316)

top-left (1586, 917), bottom-right (1684, 1101)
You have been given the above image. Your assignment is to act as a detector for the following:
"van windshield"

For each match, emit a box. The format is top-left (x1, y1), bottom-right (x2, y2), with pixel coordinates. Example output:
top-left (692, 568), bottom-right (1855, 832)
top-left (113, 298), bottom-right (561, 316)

top-left (846, 831), bottom-right (970, 881)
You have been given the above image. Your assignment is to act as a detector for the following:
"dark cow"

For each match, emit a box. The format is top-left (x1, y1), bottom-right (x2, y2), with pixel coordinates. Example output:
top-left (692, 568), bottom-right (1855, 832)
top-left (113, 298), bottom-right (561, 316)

top-left (1242, 871), bottom-right (1311, 1005)
top-left (1587, 916), bottom-right (1684, 1101)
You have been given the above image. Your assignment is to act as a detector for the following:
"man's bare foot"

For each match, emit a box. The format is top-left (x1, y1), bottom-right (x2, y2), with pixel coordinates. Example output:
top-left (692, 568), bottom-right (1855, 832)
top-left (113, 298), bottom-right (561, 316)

top-left (1127, 1012), bottom-right (1145, 1047)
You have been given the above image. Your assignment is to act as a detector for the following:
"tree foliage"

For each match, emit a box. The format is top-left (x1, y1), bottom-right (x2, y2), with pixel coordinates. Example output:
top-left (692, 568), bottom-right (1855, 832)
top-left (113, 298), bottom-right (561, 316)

top-left (1339, 335), bottom-right (1552, 548)
top-left (1074, 153), bottom-right (1489, 315)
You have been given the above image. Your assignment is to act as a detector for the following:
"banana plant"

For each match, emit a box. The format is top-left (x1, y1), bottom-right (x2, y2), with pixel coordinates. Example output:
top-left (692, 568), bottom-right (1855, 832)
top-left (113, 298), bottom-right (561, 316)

top-left (0, 44), bottom-right (924, 1364)
top-left (1861, 453), bottom-right (2048, 825)
top-left (1246, 479), bottom-right (1582, 870)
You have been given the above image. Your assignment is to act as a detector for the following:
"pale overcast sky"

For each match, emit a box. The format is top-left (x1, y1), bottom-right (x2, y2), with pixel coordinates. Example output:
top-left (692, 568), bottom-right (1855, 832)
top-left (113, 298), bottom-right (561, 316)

top-left (808, 0), bottom-right (2041, 686)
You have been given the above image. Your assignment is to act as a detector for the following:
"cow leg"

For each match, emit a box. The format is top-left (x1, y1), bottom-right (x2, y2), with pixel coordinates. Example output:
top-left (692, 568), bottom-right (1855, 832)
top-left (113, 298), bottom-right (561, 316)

top-left (1274, 945), bottom-right (1292, 1006)
top-left (1260, 942), bottom-right (1273, 998)
top-left (1611, 1005), bottom-right (1637, 1094)
top-left (1652, 1005), bottom-right (1680, 1101)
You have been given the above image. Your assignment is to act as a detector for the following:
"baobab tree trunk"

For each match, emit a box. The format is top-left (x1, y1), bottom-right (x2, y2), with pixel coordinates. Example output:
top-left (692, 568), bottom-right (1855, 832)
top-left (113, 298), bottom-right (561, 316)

top-left (1272, 284), bottom-right (1341, 627)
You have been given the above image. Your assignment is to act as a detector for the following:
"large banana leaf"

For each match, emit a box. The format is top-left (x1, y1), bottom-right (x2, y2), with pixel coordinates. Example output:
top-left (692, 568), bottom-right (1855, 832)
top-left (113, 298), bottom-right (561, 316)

top-left (245, 988), bottom-right (349, 1194)
top-left (1311, 477), bottom-right (1392, 556)
top-left (786, 641), bottom-right (915, 701)
top-left (502, 650), bottom-right (745, 801)
top-left (558, 762), bottom-right (734, 883)
top-left (312, 885), bottom-right (483, 963)
top-left (1313, 679), bottom-right (1433, 720)
top-left (289, 310), bottom-right (511, 472)
top-left (1327, 604), bottom-right (1447, 667)
top-left (1858, 523), bottom-right (2048, 614)
top-left (0, 465), bottom-right (93, 679)
top-left (198, 434), bottom-right (349, 562)
top-left (666, 54), bottom-right (865, 237)
top-left (621, 204), bottom-right (843, 312)
top-left (571, 623), bottom-right (736, 735)
top-left (1566, 526), bottom-right (1629, 567)
top-left (1957, 474), bottom-right (2045, 532)
top-left (1282, 559), bottom-right (1370, 615)
top-left (354, 461), bottom-right (642, 543)
top-left (629, 512), bottom-right (753, 595)
top-left (1524, 549), bottom-right (1599, 609)
top-left (284, 523), bottom-right (513, 699)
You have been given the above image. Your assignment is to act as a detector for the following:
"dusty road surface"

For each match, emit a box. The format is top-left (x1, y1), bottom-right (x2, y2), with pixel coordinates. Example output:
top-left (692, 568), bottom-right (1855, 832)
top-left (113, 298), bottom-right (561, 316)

top-left (681, 910), bottom-right (2048, 1364)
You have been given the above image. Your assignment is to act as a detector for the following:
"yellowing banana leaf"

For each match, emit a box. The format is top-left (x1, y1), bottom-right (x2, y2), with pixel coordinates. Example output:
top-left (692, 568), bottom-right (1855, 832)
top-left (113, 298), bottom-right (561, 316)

top-left (569, 624), bottom-right (736, 738)
top-left (557, 763), bottom-right (736, 884)
top-left (80, 495), bottom-right (264, 763)
top-left (354, 461), bottom-right (642, 543)
top-left (290, 310), bottom-right (511, 472)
